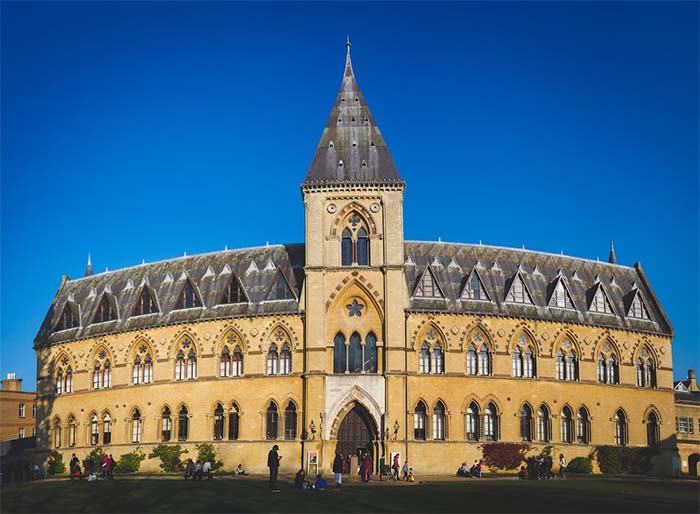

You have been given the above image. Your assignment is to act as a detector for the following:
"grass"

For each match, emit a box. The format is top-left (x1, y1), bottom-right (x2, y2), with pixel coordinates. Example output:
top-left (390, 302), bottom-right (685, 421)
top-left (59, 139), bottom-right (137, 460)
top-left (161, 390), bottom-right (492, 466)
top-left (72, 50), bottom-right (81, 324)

top-left (2, 475), bottom-right (698, 513)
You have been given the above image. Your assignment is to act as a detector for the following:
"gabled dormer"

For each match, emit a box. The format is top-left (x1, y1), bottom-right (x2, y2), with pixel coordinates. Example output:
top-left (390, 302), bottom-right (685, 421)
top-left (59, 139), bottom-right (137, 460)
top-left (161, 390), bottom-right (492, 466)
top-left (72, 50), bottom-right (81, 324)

top-left (174, 277), bottom-right (203, 310)
top-left (626, 287), bottom-right (651, 320)
top-left (547, 276), bottom-right (576, 310)
top-left (92, 293), bottom-right (118, 323)
top-left (504, 272), bottom-right (534, 305)
top-left (460, 268), bottom-right (490, 301)
top-left (56, 301), bottom-right (80, 331)
top-left (134, 285), bottom-right (159, 316)
top-left (587, 282), bottom-right (614, 315)
top-left (413, 266), bottom-right (445, 299)
top-left (266, 270), bottom-right (296, 301)
top-left (219, 273), bottom-right (249, 305)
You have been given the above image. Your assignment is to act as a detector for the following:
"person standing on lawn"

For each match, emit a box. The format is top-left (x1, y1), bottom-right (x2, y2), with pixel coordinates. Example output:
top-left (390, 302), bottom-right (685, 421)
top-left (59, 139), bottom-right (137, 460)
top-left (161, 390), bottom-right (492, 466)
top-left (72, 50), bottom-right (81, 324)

top-left (267, 444), bottom-right (282, 492)
top-left (332, 451), bottom-right (343, 489)
top-left (361, 453), bottom-right (371, 482)
top-left (558, 454), bottom-right (567, 479)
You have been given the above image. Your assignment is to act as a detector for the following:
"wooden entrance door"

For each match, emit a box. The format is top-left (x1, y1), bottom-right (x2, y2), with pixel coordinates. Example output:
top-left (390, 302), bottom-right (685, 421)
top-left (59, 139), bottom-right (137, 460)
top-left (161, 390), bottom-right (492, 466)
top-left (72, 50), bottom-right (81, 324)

top-left (336, 404), bottom-right (375, 464)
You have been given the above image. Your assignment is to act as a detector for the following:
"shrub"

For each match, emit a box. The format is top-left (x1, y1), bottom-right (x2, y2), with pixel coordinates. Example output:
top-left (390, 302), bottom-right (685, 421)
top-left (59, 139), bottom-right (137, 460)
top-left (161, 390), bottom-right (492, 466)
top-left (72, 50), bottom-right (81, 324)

top-left (114, 450), bottom-right (145, 474)
top-left (148, 444), bottom-right (188, 472)
top-left (566, 456), bottom-right (593, 474)
top-left (525, 446), bottom-right (557, 480)
top-left (47, 450), bottom-right (65, 475)
top-left (195, 443), bottom-right (223, 471)
top-left (479, 442), bottom-right (530, 471)
top-left (85, 447), bottom-right (105, 470)
top-left (595, 446), bottom-right (659, 475)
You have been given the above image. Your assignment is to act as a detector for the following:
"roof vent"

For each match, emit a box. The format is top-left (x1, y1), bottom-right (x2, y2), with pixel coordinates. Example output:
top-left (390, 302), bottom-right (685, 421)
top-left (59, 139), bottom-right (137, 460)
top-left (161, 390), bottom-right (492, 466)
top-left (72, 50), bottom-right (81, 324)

top-left (532, 265), bottom-right (543, 277)
top-left (361, 160), bottom-right (367, 168)
top-left (352, 141), bottom-right (357, 147)
top-left (572, 270), bottom-right (581, 281)
top-left (246, 261), bottom-right (259, 274)
top-left (354, 97), bottom-right (359, 101)
top-left (341, 97), bottom-right (345, 102)
top-left (203, 266), bottom-right (215, 278)
top-left (474, 259), bottom-right (485, 270)
top-left (351, 116), bottom-right (355, 122)
top-left (370, 141), bottom-right (375, 147)
top-left (178, 271), bottom-right (188, 281)
top-left (404, 255), bottom-right (416, 266)
top-left (431, 256), bottom-right (443, 268)
top-left (263, 258), bottom-right (276, 272)
top-left (491, 261), bottom-right (502, 272)
top-left (88, 287), bottom-right (97, 298)
top-left (125, 279), bottom-right (134, 290)
top-left (337, 117), bottom-right (342, 123)
top-left (220, 263), bottom-right (232, 275)
top-left (163, 272), bottom-right (174, 284)
top-left (329, 140), bottom-right (334, 148)
top-left (338, 160), bottom-right (344, 167)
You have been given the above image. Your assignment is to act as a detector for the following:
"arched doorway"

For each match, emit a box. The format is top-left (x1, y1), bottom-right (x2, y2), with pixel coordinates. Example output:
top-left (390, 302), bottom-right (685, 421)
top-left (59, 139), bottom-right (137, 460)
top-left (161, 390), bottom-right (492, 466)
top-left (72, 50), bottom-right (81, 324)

top-left (335, 402), bottom-right (378, 473)
top-left (689, 454), bottom-right (699, 476)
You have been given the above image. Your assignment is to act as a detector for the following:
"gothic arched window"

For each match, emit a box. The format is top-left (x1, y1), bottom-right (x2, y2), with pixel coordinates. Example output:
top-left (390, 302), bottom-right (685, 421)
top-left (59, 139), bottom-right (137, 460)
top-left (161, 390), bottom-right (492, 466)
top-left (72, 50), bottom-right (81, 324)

top-left (419, 343), bottom-right (431, 374)
top-left (341, 229), bottom-right (353, 266)
top-left (349, 332), bottom-right (362, 373)
top-left (232, 346), bottom-right (243, 377)
top-left (284, 402), bottom-right (297, 440)
top-left (561, 406), bottom-right (573, 443)
top-left (646, 411), bottom-right (660, 447)
top-left (103, 413), bottom-right (112, 445)
top-left (484, 402), bottom-right (498, 441)
top-left (512, 347), bottom-right (523, 377)
top-left (132, 409), bottom-right (142, 443)
top-left (466, 402), bottom-right (479, 441)
top-left (432, 344), bottom-right (444, 374)
top-left (228, 403), bottom-right (240, 440)
top-left (266, 402), bottom-right (278, 440)
top-left (520, 404), bottom-right (533, 441)
top-left (178, 406), bottom-right (189, 441)
top-left (537, 405), bottom-right (550, 442)
top-left (478, 345), bottom-right (490, 376)
top-left (340, 213), bottom-right (370, 266)
top-left (333, 333), bottom-right (347, 374)
top-left (577, 407), bottom-right (590, 444)
top-left (68, 415), bottom-right (76, 447)
top-left (467, 345), bottom-right (478, 375)
top-left (91, 413), bottom-right (99, 445)
top-left (356, 228), bottom-right (369, 266)
top-left (161, 407), bottom-right (172, 442)
top-left (267, 344), bottom-right (279, 375)
top-left (414, 401), bottom-right (427, 440)
top-left (524, 347), bottom-right (535, 378)
top-left (614, 409), bottom-right (627, 446)
top-left (433, 401), bottom-right (446, 440)
top-left (365, 332), bottom-right (378, 373)
top-left (213, 403), bottom-right (225, 441)
top-left (220, 347), bottom-right (231, 377)
top-left (175, 351), bottom-right (185, 381)
top-left (187, 351), bottom-right (197, 379)
top-left (280, 344), bottom-right (292, 375)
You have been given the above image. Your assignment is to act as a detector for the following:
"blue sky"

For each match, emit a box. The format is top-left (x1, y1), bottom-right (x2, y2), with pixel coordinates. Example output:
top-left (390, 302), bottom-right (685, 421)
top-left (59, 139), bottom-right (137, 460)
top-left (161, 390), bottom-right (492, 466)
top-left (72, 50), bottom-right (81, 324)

top-left (1, 1), bottom-right (698, 385)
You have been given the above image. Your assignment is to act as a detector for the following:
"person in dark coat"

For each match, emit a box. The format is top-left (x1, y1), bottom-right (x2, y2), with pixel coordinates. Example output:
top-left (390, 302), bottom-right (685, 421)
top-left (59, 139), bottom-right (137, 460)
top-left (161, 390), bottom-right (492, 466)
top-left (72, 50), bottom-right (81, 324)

top-left (267, 444), bottom-right (282, 491)
top-left (360, 453), bottom-right (371, 482)
top-left (332, 451), bottom-right (343, 488)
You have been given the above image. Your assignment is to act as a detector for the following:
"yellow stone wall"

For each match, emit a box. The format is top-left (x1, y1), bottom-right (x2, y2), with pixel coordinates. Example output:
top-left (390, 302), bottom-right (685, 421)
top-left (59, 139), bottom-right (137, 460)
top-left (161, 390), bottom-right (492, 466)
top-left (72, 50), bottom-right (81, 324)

top-left (674, 401), bottom-right (700, 475)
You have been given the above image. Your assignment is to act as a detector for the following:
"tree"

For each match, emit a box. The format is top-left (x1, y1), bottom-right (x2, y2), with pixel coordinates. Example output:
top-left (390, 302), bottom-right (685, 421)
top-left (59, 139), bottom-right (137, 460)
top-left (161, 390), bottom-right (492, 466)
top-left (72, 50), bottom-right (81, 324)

top-left (195, 443), bottom-right (223, 470)
top-left (148, 444), bottom-right (188, 472)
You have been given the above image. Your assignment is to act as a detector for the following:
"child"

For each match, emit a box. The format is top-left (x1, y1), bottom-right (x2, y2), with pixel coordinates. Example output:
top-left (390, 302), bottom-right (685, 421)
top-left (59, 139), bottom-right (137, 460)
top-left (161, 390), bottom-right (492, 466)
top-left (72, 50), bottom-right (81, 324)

top-left (408, 467), bottom-right (415, 482)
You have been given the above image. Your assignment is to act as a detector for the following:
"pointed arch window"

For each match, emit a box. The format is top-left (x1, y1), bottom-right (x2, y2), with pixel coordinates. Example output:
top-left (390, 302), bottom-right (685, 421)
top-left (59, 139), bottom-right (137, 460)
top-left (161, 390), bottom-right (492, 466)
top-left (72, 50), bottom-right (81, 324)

top-left (512, 347), bottom-right (523, 377)
top-left (284, 402), bottom-right (297, 440)
top-left (414, 401), bottom-right (427, 440)
top-left (95, 295), bottom-right (117, 323)
top-left (232, 346), bottom-right (243, 377)
top-left (266, 402), bottom-right (278, 440)
top-left (91, 413), bottom-right (99, 445)
top-left (280, 344), bottom-right (292, 375)
top-left (137, 287), bottom-right (158, 315)
top-left (561, 407), bottom-right (573, 443)
top-left (467, 345), bottom-right (478, 375)
top-left (629, 293), bottom-right (650, 320)
top-left (466, 402), bottom-right (479, 441)
top-left (414, 268), bottom-right (444, 298)
top-left (220, 347), bottom-right (231, 377)
top-left (637, 353), bottom-right (656, 388)
top-left (349, 332), bottom-right (363, 373)
top-left (478, 346), bottom-right (490, 376)
top-left (161, 407), bottom-right (172, 442)
top-left (462, 272), bottom-right (488, 301)
top-left (484, 403), bottom-right (498, 441)
top-left (556, 350), bottom-right (565, 380)
top-left (433, 401), bottom-right (446, 440)
top-left (520, 405), bottom-right (533, 441)
top-left (132, 409), bottom-right (142, 443)
top-left (333, 333), bottom-right (347, 373)
top-left (228, 403), bottom-right (240, 440)
top-left (419, 343), bottom-right (431, 374)
top-left (550, 280), bottom-right (575, 309)
top-left (607, 355), bottom-right (619, 385)
top-left (56, 369), bottom-right (63, 395)
top-left (614, 409), bottom-right (627, 446)
top-left (506, 275), bottom-right (533, 304)
top-left (537, 405), bottom-right (551, 442)
top-left (267, 344), bottom-right (279, 375)
top-left (178, 406), bottom-right (189, 441)
top-left (214, 403), bottom-right (225, 440)
top-left (103, 360), bottom-right (112, 388)
top-left (65, 367), bottom-right (72, 393)
top-left (68, 416), bottom-right (76, 447)
top-left (556, 346), bottom-right (578, 381)
top-left (646, 411), bottom-right (660, 446)
top-left (577, 408), bottom-right (590, 444)
top-left (175, 351), bottom-right (185, 380)
top-left (340, 214), bottom-right (370, 266)
top-left (267, 272), bottom-right (295, 300)
top-left (103, 413), bottom-right (112, 445)
top-left (133, 356), bottom-right (142, 384)
top-left (597, 354), bottom-right (607, 383)
top-left (221, 276), bottom-right (247, 304)
top-left (53, 418), bottom-right (62, 448)
top-left (93, 362), bottom-right (102, 389)
top-left (175, 280), bottom-right (202, 309)
top-left (187, 351), bottom-right (197, 379)
top-left (590, 286), bottom-right (614, 314)
top-left (365, 332), bottom-right (378, 373)
top-left (144, 355), bottom-right (153, 383)
top-left (432, 344), bottom-right (444, 374)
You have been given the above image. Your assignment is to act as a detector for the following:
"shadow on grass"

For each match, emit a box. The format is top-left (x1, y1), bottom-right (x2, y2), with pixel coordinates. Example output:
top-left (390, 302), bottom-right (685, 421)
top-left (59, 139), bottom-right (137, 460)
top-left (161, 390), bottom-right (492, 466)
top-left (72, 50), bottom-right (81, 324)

top-left (2, 476), bottom-right (698, 513)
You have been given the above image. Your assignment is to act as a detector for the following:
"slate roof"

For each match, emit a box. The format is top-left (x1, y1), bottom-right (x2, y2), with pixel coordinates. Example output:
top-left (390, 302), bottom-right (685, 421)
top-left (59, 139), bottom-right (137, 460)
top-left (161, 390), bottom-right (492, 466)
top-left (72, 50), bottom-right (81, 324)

top-left (35, 244), bottom-right (305, 347)
top-left (302, 40), bottom-right (403, 186)
top-left (404, 241), bottom-right (673, 337)
top-left (674, 386), bottom-right (700, 405)
top-left (36, 240), bottom-right (673, 347)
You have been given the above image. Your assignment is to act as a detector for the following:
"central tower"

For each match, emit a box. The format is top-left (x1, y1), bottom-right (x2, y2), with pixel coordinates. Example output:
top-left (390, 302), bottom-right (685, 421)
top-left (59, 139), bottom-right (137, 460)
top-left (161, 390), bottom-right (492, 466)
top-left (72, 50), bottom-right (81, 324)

top-left (301, 40), bottom-right (407, 469)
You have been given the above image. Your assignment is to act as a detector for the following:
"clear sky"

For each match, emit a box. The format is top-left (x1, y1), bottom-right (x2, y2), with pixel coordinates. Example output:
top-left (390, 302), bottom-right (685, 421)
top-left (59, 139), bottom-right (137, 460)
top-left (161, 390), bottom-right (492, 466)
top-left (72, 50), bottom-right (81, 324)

top-left (1, 1), bottom-right (698, 386)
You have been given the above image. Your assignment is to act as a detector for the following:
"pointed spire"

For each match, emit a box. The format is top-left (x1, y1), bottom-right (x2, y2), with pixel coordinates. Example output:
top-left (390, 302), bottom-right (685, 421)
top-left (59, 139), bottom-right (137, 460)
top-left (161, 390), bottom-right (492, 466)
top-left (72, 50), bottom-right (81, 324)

top-left (85, 253), bottom-right (93, 277)
top-left (303, 39), bottom-right (403, 185)
top-left (608, 240), bottom-right (617, 264)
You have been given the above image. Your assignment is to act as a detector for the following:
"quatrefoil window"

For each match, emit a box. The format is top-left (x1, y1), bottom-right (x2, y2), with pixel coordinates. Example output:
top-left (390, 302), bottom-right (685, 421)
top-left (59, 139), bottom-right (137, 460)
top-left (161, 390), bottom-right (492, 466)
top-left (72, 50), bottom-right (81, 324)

top-left (275, 330), bottom-right (285, 342)
top-left (640, 348), bottom-right (648, 358)
top-left (182, 338), bottom-right (191, 349)
top-left (562, 340), bottom-right (571, 350)
top-left (139, 344), bottom-right (147, 354)
top-left (473, 332), bottom-right (483, 343)
top-left (518, 335), bottom-right (527, 346)
top-left (426, 330), bottom-right (436, 341)
top-left (61, 357), bottom-right (68, 366)
top-left (227, 334), bottom-right (237, 345)
top-left (349, 214), bottom-right (361, 228)
top-left (346, 299), bottom-right (364, 317)
top-left (98, 350), bottom-right (107, 360)
top-left (602, 343), bottom-right (611, 353)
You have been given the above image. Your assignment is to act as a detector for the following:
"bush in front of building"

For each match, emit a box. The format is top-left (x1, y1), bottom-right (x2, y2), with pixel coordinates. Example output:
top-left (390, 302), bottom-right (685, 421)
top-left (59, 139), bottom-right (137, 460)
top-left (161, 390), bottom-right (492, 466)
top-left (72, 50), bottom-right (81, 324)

top-left (479, 442), bottom-right (531, 471)
top-left (595, 446), bottom-right (658, 475)
top-left (195, 443), bottom-right (223, 471)
top-left (114, 449), bottom-right (145, 474)
top-left (566, 456), bottom-right (593, 474)
top-left (85, 447), bottom-right (105, 471)
top-left (47, 450), bottom-right (65, 476)
top-left (148, 444), bottom-right (188, 472)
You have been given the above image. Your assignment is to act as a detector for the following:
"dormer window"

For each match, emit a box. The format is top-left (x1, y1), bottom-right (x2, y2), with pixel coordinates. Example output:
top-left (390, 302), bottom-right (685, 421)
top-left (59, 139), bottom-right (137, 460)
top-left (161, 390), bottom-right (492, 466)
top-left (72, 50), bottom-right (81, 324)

top-left (589, 284), bottom-right (614, 314)
top-left (266, 271), bottom-right (295, 301)
top-left (175, 279), bottom-right (202, 310)
top-left (136, 288), bottom-right (158, 315)
top-left (57, 303), bottom-right (79, 330)
top-left (505, 274), bottom-right (533, 305)
top-left (94, 295), bottom-right (117, 323)
top-left (220, 275), bottom-right (248, 304)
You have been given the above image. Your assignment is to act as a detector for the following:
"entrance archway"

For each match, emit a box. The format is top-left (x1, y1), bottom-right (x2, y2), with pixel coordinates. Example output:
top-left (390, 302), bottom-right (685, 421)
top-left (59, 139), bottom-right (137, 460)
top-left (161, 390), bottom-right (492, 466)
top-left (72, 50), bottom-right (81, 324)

top-left (335, 402), bottom-right (378, 473)
top-left (689, 454), bottom-right (699, 476)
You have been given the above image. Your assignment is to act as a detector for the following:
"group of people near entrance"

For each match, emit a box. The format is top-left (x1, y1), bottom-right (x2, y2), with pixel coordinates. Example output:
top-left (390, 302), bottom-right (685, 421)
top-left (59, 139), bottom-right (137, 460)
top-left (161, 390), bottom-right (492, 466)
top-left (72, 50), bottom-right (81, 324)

top-left (69, 453), bottom-right (116, 481)
top-left (270, 445), bottom-right (416, 492)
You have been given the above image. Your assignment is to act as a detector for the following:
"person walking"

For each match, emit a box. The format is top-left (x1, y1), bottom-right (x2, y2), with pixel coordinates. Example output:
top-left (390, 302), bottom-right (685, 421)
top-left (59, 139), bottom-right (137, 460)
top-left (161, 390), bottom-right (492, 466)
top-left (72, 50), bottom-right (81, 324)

top-left (100, 454), bottom-right (110, 479)
top-left (401, 460), bottom-right (409, 481)
top-left (392, 453), bottom-right (400, 480)
top-left (267, 444), bottom-right (282, 492)
top-left (379, 455), bottom-right (386, 481)
top-left (557, 453), bottom-right (567, 479)
top-left (108, 455), bottom-right (116, 479)
top-left (361, 453), bottom-right (371, 483)
top-left (332, 451), bottom-right (343, 489)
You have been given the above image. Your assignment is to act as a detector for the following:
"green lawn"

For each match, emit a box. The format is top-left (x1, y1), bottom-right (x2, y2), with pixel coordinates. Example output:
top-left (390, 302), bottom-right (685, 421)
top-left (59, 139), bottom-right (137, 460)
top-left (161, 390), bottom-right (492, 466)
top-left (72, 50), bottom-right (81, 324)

top-left (2, 475), bottom-right (697, 513)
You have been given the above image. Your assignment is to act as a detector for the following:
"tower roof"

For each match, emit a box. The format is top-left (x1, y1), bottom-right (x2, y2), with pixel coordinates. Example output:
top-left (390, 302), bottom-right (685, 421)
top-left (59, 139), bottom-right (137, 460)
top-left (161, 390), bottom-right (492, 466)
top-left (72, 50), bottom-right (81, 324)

top-left (302, 40), bottom-right (403, 186)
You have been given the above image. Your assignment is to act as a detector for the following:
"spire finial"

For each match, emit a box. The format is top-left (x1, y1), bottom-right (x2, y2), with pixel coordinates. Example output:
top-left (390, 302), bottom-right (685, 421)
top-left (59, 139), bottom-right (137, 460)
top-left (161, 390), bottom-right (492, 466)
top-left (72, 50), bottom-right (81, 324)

top-left (346, 35), bottom-right (351, 54)
top-left (344, 36), bottom-right (353, 77)
top-left (608, 240), bottom-right (617, 264)
top-left (85, 253), bottom-right (93, 277)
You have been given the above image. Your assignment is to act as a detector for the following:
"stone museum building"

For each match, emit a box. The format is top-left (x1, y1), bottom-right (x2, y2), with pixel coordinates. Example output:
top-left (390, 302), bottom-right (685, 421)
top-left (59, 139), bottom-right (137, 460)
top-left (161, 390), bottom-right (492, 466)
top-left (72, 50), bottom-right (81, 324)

top-left (33, 42), bottom-right (698, 475)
